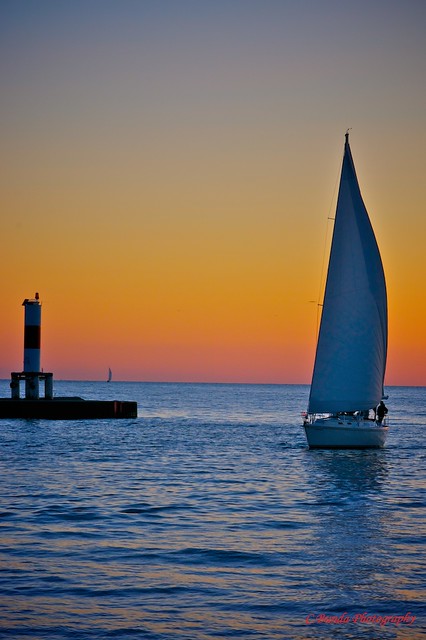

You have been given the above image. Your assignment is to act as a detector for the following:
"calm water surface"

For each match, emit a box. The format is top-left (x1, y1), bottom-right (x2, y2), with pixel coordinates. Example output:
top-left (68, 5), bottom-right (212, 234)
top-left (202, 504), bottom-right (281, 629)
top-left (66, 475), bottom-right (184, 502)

top-left (0, 382), bottom-right (425, 639)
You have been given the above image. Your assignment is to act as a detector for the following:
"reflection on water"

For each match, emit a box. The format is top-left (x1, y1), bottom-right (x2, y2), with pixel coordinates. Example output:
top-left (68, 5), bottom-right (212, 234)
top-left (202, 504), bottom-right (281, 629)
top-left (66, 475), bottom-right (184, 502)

top-left (304, 451), bottom-right (394, 607)
top-left (306, 449), bottom-right (389, 492)
top-left (300, 446), bottom-right (425, 639)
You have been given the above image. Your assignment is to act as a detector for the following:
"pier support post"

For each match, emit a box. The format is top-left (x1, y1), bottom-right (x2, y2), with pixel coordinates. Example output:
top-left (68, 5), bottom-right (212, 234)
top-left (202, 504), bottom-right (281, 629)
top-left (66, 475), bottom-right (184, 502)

top-left (10, 374), bottom-right (20, 399)
top-left (25, 375), bottom-right (39, 400)
top-left (45, 373), bottom-right (53, 399)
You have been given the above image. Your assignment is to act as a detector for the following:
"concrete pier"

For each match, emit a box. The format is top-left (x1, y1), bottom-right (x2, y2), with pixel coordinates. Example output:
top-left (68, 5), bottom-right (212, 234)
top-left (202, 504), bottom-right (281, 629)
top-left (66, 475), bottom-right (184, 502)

top-left (0, 397), bottom-right (137, 420)
top-left (0, 293), bottom-right (138, 420)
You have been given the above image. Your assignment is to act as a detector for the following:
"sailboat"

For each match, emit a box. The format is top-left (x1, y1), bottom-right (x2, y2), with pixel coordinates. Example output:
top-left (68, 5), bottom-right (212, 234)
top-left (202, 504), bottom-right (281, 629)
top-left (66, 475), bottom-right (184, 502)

top-left (107, 368), bottom-right (112, 383)
top-left (303, 133), bottom-right (388, 448)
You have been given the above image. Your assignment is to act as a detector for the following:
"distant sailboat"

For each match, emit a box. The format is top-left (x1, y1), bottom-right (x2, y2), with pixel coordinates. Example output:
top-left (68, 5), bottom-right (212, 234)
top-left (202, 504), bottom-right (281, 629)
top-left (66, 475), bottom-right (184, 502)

top-left (303, 133), bottom-right (389, 448)
top-left (107, 368), bottom-right (112, 383)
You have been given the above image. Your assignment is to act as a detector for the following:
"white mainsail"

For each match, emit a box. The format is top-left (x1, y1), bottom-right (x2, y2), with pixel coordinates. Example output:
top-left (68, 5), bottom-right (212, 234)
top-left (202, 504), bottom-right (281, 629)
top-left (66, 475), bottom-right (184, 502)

top-left (308, 134), bottom-right (387, 414)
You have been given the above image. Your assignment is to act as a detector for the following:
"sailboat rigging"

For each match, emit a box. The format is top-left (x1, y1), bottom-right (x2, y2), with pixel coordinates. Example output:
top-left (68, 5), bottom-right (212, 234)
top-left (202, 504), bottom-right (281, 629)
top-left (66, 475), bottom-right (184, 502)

top-left (107, 368), bottom-right (112, 383)
top-left (303, 133), bottom-right (389, 448)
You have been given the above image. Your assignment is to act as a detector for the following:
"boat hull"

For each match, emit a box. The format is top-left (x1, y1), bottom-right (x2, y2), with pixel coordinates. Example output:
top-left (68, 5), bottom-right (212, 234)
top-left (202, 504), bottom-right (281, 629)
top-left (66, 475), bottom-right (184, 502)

top-left (304, 416), bottom-right (388, 449)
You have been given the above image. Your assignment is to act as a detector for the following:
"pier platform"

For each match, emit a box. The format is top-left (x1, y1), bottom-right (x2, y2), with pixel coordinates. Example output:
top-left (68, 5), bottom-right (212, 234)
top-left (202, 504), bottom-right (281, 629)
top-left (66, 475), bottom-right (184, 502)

top-left (0, 397), bottom-right (137, 420)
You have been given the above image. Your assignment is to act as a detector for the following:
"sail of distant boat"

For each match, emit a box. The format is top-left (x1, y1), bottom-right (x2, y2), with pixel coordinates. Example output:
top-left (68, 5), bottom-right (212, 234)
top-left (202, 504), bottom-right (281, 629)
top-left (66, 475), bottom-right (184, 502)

top-left (107, 368), bottom-right (112, 383)
top-left (303, 133), bottom-right (388, 449)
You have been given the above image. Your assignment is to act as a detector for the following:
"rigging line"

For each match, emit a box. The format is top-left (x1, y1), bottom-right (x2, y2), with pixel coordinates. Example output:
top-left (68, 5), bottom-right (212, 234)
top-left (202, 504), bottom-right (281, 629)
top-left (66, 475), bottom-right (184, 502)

top-left (315, 155), bottom-right (341, 339)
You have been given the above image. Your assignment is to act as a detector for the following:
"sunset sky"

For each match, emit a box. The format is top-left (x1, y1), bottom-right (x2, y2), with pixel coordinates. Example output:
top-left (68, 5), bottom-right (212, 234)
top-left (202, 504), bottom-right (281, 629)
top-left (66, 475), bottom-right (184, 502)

top-left (1, 0), bottom-right (425, 385)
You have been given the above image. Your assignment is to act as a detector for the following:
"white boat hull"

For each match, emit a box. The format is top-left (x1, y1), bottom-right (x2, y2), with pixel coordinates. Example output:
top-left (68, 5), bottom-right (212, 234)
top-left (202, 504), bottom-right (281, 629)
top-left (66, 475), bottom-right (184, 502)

top-left (304, 416), bottom-right (388, 449)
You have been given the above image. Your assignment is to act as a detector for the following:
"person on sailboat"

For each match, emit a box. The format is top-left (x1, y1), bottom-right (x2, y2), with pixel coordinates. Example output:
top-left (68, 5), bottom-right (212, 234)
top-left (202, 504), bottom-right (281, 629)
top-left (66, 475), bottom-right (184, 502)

top-left (376, 400), bottom-right (388, 425)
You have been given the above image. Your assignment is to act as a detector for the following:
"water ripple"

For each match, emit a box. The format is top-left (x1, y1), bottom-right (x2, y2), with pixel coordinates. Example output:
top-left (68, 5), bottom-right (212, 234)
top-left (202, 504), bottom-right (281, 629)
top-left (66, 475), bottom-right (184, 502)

top-left (0, 382), bottom-right (424, 639)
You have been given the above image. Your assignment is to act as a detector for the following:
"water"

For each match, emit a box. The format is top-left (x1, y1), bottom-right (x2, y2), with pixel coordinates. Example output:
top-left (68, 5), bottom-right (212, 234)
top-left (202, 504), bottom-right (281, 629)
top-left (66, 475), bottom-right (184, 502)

top-left (0, 382), bottom-right (424, 639)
